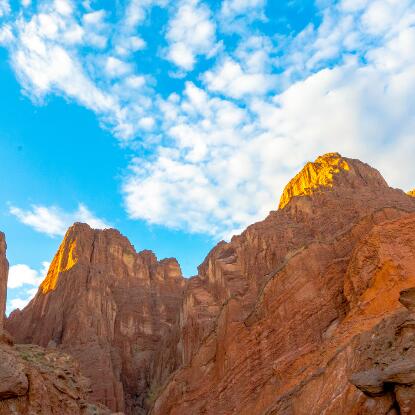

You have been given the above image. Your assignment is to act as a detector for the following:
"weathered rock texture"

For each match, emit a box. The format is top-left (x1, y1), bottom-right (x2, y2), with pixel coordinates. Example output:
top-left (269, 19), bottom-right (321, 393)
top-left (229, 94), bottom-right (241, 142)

top-left (0, 232), bottom-right (8, 330)
top-left (0, 342), bottom-right (114, 415)
top-left (6, 224), bottom-right (185, 414)
top-left (149, 153), bottom-right (415, 415)
top-left (0, 232), bottom-right (113, 415)
top-left (7, 152), bottom-right (415, 415)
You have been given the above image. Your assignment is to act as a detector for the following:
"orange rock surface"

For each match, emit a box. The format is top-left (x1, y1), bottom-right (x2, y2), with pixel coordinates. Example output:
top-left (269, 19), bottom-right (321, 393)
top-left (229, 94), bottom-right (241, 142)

top-left (408, 189), bottom-right (415, 197)
top-left (0, 233), bottom-right (114, 415)
top-left (6, 224), bottom-right (185, 415)
top-left (6, 153), bottom-right (415, 415)
top-left (278, 152), bottom-right (352, 209)
top-left (150, 154), bottom-right (415, 415)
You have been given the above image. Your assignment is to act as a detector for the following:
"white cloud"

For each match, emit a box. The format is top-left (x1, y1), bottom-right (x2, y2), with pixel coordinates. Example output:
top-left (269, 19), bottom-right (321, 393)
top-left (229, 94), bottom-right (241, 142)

top-left (83, 10), bottom-right (105, 25)
top-left (8, 287), bottom-right (40, 312)
top-left (10, 203), bottom-right (109, 237)
top-left (2, 0), bottom-right (415, 240)
top-left (54, 0), bottom-right (73, 16)
top-left (105, 56), bottom-right (132, 78)
top-left (0, 0), bottom-right (10, 17)
top-left (122, 1), bottom-right (415, 238)
top-left (8, 262), bottom-right (49, 288)
top-left (7, 262), bottom-right (49, 313)
top-left (220, 0), bottom-right (266, 24)
top-left (124, 0), bottom-right (167, 29)
top-left (204, 58), bottom-right (276, 98)
top-left (166, 0), bottom-right (217, 70)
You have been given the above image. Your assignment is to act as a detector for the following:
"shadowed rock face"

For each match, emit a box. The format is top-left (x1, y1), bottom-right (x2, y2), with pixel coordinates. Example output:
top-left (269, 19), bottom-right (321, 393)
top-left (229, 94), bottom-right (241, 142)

top-left (0, 233), bottom-right (113, 415)
top-left (6, 224), bottom-right (185, 414)
top-left (6, 153), bottom-right (415, 415)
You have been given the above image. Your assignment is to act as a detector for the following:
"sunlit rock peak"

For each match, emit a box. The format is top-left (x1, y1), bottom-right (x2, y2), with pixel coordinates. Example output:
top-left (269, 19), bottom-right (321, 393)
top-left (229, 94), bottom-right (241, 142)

top-left (278, 152), bottom-right (388, 209)
top-left (40, 228), bottom-right (79, 294)
top-left (408, 189), bottom-right (415, 197)
top-left (279, 153), bottom-right (350, 209)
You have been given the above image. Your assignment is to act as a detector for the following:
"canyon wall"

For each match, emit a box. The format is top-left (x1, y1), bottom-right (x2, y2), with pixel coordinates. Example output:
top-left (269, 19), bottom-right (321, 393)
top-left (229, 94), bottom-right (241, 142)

top-left (7, 153), bottom-right (415, 415)
top-left (7, 224), bottom-right (185, 414)
top-left (150, 153), bottom-right (415, 415)
top-left (0, 232), bottom-right (113, 415)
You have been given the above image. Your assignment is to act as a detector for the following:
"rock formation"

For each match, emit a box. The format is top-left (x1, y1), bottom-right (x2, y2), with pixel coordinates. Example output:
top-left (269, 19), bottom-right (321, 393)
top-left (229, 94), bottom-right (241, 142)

top-left (408, 189), bottom-right (415, 197)
top-left (6, 152), bottom-right (415, 415)
top-left (6, 224), bottom-right (185, 414)
top-left (149, 153), bottom-right (415, 415)
top-left (350, 287), bottom-right (415, 413)
top-left (0, 232), bottom-right (113, 415)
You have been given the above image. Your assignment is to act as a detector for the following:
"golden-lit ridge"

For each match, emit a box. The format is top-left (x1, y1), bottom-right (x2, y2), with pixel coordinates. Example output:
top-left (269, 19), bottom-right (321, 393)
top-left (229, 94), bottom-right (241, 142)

top-left (40, 237), bottom-right (78, 294)
top-left (408, 189), bottom-right (415, 197)
top-left (279, 152), bottom-right (350, 209)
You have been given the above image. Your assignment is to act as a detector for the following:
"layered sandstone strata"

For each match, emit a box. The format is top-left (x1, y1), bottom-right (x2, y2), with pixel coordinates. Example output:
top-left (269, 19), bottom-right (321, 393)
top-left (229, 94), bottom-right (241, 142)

top-left (7, 153), bottom-right (415, 415)
top-left (150, 153), bottom-right (415, 415)
top-left (7, 224), bottom-right (185, 414)
top-left (0, 233), bottom-right (113, 415)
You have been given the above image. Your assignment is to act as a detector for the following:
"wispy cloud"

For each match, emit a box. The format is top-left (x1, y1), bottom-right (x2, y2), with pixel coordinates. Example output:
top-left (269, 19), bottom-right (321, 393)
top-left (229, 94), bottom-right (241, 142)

top-left (7, 262), bottom-right (49, 313)
top-left (10, 203), bottom-right (109, 236)
top-left (0, 0), bottom-right (10, 17)
top-left (1, 0), bottom-right (415, 239)
top-left (165, 0), bottom-right (217, 71)
top-left (8, 262), bottom-right (49, 288)
top-left (123, 0), bottom-right (415, 237)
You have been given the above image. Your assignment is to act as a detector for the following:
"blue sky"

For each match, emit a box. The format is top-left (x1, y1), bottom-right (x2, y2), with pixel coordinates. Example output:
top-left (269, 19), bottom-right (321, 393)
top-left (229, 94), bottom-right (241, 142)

top-left (1, 0), bottom-right (415, 312)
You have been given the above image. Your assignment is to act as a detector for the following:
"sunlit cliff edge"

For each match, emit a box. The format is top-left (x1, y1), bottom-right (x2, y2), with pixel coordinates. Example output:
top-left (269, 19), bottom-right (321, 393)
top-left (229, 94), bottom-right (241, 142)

top-left (40, 236), bottom-right (78, 294)
top-left (278, 152), bottom-right (389, 209)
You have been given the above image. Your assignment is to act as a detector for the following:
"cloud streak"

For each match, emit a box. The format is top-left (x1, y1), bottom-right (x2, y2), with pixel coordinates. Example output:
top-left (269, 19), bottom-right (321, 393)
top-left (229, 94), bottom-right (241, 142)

top-left (7, 262), bottom-right (49, 313)
top-left (10, 203), bottom-right (109, 237)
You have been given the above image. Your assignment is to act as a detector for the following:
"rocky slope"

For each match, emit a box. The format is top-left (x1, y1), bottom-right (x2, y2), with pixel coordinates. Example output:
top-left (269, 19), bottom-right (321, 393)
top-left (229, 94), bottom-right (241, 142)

top-left (6, 224), bottom-right (186, 414)
top-left (0, 233), bottom-right (114, 415)
top-left (6, 152), bottom-right (415, 415)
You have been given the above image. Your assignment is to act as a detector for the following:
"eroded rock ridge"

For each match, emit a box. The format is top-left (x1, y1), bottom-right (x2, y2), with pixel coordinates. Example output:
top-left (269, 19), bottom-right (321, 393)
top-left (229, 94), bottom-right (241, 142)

top-left (6, 153), bottom-right (415, 415)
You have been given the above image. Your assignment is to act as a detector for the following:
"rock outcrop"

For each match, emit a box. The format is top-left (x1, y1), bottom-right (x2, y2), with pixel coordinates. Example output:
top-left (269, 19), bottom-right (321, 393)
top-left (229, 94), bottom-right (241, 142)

top-left (278, 152), bottom-right (387, 209)
top-left (6, 153), bottom-right (415, 415)
top-left (408, 189), bottom-right (415, 197)
top-left (0, 232), bottom-right (113, 415)
top-left (0, 342), bottom-right (114, 415)
top-left (149, 153), bottom-right (415, 415)
top-left (349, 286), bottom-right (415, 414)
top-left (6, 224), bottom-right (185, 415)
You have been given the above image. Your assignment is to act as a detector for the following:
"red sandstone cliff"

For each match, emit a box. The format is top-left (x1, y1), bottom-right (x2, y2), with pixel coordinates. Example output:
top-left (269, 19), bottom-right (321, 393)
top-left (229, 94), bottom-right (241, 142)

top-left (148, 153), bottom-right (415, 415)
top-left (0, 232), bottom-right (115, 415)
top-left (6, 224), bottom-right (185, 415)
top-left (6, 153), bottom-right (415, 415)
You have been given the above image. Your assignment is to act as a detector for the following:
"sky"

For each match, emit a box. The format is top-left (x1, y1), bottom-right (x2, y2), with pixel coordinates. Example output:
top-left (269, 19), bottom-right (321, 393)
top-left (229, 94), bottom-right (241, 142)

top-left (0, 0), bottom-right (415, 314)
